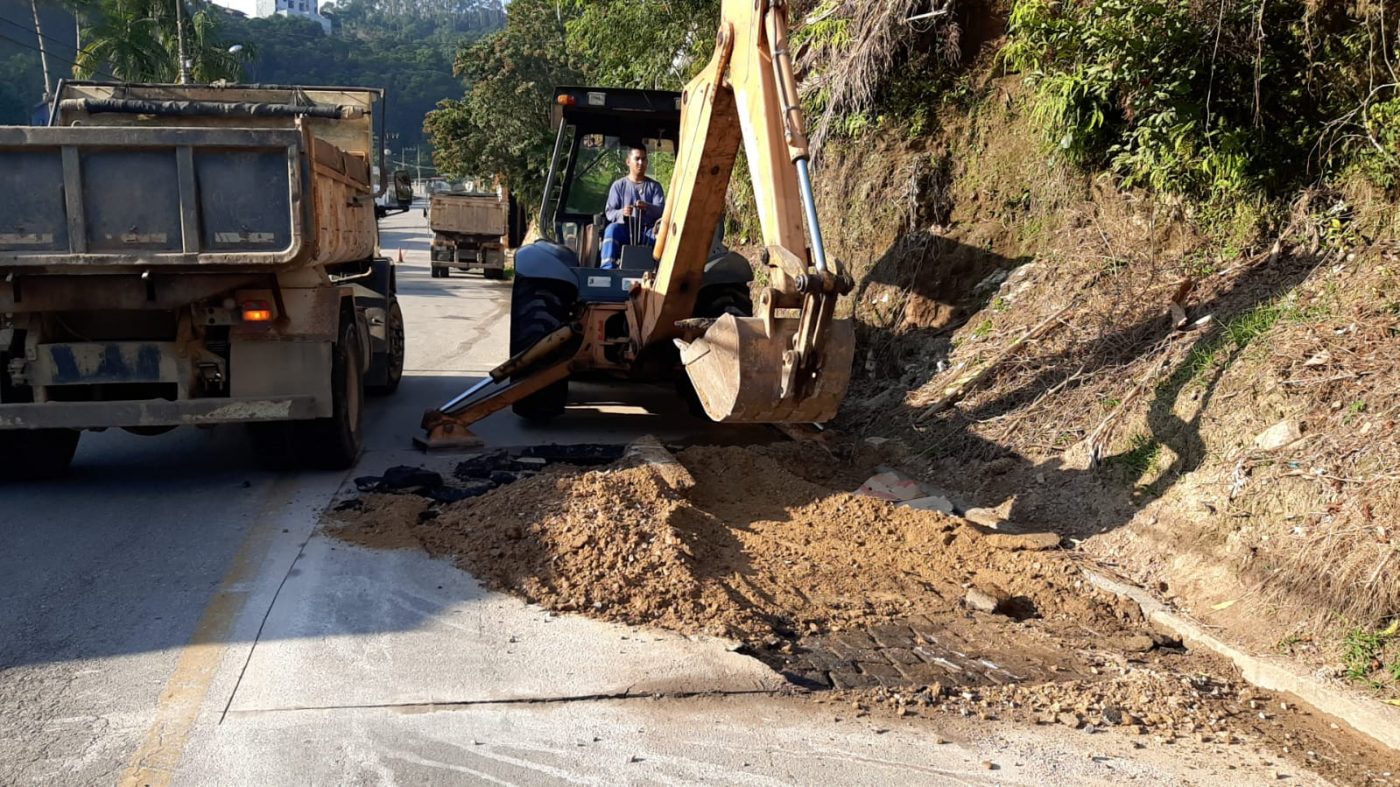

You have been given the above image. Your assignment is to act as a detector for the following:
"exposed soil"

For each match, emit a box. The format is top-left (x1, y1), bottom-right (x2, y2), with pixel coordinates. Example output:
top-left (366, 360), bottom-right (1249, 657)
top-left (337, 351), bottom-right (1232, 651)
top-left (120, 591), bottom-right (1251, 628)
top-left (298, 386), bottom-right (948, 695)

top-left (836, 661), bottom-right (1400, 787)
top-left (327, 443), bottom-right (1400, 784)
top-left (330, 444), bottom-right (1140, 645)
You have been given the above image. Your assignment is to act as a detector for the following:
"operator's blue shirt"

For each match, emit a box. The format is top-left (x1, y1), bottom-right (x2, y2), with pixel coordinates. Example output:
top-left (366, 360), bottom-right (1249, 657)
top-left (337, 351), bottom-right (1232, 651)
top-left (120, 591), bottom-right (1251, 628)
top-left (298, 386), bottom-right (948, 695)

top-left (604, 176), bottom-right (666, 226)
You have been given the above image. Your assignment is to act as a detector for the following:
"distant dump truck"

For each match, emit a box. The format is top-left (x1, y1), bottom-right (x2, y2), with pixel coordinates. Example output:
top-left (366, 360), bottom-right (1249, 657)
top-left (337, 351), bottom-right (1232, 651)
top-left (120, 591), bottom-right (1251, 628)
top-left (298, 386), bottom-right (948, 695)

top-left (428, 189), bottom-right (523, 279)
top-left (0, 81), bottom-right (406, 477)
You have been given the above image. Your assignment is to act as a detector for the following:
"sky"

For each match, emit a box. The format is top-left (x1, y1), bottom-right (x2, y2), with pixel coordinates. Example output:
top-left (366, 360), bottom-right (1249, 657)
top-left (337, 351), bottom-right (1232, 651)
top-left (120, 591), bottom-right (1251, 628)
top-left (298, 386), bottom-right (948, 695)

top-left (213, 0), bottom-right (261, 17)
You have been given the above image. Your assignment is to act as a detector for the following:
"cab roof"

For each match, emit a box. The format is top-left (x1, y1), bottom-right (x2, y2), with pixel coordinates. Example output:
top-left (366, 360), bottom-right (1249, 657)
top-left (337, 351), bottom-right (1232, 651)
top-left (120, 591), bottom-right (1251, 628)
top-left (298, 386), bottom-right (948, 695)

top-left (551, 86), bottom-right (682, 141)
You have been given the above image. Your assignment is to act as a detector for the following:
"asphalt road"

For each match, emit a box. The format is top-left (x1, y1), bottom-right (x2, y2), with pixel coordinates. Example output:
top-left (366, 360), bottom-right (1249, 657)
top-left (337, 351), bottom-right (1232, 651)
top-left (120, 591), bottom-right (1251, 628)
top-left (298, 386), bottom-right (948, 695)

top-left (0, 211), bottom-right (1319, 786)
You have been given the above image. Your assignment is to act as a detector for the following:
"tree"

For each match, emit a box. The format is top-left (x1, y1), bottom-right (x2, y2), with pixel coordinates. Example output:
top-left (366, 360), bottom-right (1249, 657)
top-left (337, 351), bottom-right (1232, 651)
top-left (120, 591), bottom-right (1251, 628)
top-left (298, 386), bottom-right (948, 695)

top-left (564, 0), bottom-right (717, 89)
top-left (425, 0), bottom-right (722, 207)
top-left (73, 0), bottom-right (242, 82)
top-left (425, 0), bottom-right (583, 208)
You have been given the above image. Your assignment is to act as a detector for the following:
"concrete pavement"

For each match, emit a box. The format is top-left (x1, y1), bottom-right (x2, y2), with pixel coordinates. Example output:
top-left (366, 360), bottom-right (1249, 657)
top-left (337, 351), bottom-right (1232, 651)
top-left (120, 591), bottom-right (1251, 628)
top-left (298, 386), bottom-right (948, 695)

top-left (0, 210), bottom-right (1323, 785)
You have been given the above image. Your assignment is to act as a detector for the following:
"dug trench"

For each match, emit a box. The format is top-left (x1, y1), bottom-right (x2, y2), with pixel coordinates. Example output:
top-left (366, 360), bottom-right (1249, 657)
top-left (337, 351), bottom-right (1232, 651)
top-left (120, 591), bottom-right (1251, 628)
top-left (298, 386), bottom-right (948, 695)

top-left (329, 440), bottom-right (1399, 785)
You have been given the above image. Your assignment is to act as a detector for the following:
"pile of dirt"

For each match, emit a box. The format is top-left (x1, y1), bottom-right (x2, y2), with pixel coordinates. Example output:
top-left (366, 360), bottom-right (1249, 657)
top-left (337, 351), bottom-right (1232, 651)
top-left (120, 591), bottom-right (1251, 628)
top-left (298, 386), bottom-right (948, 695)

top-left (328, 444), bottom-right (1148, 669)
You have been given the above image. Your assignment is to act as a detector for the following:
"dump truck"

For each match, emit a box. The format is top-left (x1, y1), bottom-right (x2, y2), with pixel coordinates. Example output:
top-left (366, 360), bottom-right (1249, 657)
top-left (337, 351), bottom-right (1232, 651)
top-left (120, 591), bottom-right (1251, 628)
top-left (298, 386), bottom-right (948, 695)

top-left (0, 81), bottom-right (406, 478)
top-left (428, 188), bottom-right (522, 280)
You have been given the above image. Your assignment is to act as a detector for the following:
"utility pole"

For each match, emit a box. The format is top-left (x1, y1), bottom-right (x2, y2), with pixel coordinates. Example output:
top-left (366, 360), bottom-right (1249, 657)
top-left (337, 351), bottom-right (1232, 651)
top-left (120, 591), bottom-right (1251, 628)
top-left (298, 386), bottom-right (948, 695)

top-left (30, 0), bottom-right (51, 99)
top-left (174, 0), bottom-right (190, 84)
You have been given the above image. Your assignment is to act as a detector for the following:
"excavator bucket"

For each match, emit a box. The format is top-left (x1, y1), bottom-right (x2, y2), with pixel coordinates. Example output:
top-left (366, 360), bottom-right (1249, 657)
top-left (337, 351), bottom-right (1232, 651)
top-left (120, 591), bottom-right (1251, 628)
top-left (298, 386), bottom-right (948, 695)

top-left (680, 314), bottom-right (855, 423)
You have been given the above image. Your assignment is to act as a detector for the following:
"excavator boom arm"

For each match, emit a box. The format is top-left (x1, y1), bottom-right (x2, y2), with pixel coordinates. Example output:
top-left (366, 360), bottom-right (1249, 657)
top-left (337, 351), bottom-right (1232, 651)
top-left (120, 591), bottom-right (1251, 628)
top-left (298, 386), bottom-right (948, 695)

top-left (640, 0), bottom-right (817, 343)
top-left (637, 0), bottom-right (854, 423)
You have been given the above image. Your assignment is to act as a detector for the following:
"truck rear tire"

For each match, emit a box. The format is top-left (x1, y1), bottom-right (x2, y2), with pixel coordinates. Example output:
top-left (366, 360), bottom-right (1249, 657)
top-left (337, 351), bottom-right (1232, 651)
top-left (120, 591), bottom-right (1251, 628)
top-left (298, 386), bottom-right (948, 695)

top-left (367, 298), bottom-right (405, 396)
top-left (295, 317), bottom-right (365, 469)
top-left (483, 268), bottom-right (505, 280)
top-left (0, 429), bottom-right (81, 480)
top-left (510, 277), bottom-right (572, 421)
top-left (246, 318), bottom-right (364, 470)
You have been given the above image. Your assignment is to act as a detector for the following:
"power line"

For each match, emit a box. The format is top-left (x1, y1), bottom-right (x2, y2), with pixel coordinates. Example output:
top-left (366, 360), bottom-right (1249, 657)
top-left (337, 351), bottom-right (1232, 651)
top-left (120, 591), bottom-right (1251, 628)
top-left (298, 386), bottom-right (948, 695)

top-left (0, 14), bottom-right (79, 53)
top-left (0, 30), bottom-right (119, 83)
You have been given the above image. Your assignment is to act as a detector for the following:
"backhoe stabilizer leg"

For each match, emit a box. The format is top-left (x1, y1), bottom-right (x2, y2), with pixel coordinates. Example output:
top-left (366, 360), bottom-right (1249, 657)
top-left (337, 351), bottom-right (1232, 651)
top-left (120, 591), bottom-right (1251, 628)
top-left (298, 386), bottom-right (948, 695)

top-left (415, 325), bottom-right (578, 451)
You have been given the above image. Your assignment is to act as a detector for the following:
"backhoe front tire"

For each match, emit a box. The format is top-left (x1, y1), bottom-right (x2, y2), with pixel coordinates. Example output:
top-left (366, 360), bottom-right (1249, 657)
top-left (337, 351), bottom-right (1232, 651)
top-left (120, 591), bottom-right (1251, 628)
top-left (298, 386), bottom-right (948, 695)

top-left (0, 429), bottom-right (80, 480)
top-left (509, 277), bottom-right (573, 421)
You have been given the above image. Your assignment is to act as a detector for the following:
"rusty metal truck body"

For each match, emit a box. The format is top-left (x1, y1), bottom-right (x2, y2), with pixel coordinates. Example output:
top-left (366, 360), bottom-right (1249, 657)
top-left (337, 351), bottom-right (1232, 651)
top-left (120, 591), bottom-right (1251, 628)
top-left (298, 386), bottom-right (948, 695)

top-left (0, 81), bottom-right (406, 476)
top-left (428, 189), bottom-right (519, 280)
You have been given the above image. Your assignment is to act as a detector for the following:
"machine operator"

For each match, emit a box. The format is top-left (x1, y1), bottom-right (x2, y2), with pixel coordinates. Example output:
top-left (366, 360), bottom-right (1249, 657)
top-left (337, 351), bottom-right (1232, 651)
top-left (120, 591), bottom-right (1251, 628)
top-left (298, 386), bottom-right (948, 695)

top-left (600, 144), bottom-right (666, 269)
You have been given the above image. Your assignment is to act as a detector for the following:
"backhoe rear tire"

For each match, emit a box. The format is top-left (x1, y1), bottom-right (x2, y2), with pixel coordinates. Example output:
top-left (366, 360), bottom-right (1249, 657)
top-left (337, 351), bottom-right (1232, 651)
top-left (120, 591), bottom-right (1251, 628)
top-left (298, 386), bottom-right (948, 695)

top-left (509, 277), bottom-right (573, 421)
top-left (0, 429), bottom-right (80, 480)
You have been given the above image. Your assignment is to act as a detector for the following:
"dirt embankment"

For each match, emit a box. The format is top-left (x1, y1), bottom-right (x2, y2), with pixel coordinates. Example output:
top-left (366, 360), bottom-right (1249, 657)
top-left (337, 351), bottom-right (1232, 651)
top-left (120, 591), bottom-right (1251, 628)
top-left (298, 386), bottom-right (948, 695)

top-left (803, 65), bottom-right (1400, 696)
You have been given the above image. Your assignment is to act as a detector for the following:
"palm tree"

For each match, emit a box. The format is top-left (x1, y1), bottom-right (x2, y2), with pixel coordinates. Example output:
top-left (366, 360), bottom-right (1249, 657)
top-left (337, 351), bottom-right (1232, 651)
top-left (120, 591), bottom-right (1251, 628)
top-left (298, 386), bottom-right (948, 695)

top-left (74, 0), bottom-right (244, 83)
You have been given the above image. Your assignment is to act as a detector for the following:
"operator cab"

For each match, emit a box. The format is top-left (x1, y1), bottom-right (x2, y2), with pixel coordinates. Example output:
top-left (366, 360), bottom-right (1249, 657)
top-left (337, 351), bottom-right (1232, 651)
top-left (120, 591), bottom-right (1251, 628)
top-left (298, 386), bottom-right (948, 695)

top-left (540, 86), bottom-right (680, 272)
top-left (520, 86), bottom-right (749, 307)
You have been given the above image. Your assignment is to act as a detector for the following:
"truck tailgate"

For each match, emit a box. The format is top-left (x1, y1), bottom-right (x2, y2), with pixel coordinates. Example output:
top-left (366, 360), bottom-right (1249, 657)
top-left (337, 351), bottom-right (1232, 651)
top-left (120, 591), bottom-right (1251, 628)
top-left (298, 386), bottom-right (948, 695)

top-left (0, 126), bottom-right (305, 267)
top-left (430, 193), bottom-right (507, 236)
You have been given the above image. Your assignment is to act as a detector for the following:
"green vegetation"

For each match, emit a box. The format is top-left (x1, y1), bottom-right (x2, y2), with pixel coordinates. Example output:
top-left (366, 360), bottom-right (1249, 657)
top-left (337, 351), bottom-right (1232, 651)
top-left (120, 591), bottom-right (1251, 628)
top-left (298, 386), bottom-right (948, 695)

top-left (0, 0), bottom-right (500, 148)
top-left (1341, 621), bottom-right (1398, 684)
top-left (426, 0), bottom-right (717, 210)
top-left (1162, 299), bottom-right (1286, 395)
top-left (74, 0), bottom-right (242, 83)
top-left (1108, 432), bottom-right (1164, 488)
top-left (1004, 0), bottom-right (1400, 207)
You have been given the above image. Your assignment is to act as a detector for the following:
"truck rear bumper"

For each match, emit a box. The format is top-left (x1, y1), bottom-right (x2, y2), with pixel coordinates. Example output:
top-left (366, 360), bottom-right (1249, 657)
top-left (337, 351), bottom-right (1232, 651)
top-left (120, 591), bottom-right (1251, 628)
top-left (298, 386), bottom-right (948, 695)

top-left (0, 396), bottom-right (319, 429)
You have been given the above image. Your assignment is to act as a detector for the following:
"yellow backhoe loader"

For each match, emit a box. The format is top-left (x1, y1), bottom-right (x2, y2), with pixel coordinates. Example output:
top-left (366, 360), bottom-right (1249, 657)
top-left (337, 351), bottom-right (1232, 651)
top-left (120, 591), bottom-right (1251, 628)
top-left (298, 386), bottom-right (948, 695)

top-left (419, 0), bottom-right (854, 448)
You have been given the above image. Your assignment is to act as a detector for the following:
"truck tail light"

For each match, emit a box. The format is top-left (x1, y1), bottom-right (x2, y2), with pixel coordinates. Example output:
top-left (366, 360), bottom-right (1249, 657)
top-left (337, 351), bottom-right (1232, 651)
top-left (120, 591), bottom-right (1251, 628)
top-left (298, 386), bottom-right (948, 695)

top-left (241, 300), bottom-right (275, 322)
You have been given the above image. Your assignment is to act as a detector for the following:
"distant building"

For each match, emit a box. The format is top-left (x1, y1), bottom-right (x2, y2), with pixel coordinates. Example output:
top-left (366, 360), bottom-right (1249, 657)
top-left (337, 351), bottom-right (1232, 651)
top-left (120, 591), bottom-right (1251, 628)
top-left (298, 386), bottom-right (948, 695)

top-left (253, 0), bottom-right (332, 33)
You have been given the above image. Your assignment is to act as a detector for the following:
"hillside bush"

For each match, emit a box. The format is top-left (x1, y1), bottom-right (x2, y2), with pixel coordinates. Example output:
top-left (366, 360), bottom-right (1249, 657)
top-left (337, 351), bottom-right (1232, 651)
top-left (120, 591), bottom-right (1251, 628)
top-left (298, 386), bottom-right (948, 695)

top-left (1005, 0), bottom-right (1400, 203)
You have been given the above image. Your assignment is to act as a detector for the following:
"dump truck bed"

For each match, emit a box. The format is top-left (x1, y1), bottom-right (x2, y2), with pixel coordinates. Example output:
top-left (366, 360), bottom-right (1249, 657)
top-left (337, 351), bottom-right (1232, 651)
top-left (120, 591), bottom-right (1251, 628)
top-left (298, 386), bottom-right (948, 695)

top-left (0, 82), bottom-right (378, 274)
top-left (430, 192), bottom-right (507, 237)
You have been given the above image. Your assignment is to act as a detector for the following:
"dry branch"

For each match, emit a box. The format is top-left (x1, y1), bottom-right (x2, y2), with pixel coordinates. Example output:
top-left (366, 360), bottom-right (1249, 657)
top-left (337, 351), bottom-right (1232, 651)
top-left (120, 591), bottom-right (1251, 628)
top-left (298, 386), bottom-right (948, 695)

top-left (913, 303), bottom-right (1074, 422)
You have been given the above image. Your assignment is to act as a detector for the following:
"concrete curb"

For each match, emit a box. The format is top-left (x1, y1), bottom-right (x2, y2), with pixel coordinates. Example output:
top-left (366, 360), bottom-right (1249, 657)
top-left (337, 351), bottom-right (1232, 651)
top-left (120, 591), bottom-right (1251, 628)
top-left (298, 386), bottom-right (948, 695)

top-left (1084, 569), bottom-right (1400, 754)
top-left (625, 435), bottom-right (695, 491)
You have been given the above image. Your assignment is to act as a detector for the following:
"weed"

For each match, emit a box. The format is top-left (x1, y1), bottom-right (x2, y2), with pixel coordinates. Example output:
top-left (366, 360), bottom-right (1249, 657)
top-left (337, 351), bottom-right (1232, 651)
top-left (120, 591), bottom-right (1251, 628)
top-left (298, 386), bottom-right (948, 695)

top-left (1005, 0), bottom-right (1400, 204)
top-left (1108, 432), bottom-right (1163, 483)
top-left (1102, 257), bottom-right (1129, 275)
top-left (971, 319), bottom-right (995, 339)
top-left (1166, 300), bottom-right (1286, 396)
top-left (1340, 621), bottom-right (1398, 682)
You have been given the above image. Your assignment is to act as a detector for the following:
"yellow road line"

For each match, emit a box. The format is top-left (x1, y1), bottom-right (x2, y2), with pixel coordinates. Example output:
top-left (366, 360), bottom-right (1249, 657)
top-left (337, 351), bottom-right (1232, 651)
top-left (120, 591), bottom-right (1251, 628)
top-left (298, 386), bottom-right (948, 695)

top-left (119, 478), bottom-right (300, 787)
